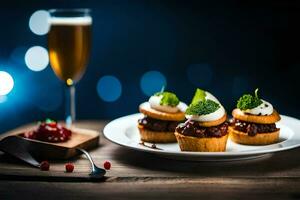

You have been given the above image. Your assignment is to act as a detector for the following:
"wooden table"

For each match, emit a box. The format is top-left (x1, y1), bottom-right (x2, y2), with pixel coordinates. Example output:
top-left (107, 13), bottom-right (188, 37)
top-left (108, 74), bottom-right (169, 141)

top-left (1, 120), bottom-right (300, 200)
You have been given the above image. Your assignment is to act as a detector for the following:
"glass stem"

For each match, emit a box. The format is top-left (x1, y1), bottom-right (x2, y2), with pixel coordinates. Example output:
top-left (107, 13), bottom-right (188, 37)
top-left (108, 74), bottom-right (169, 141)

top-left (66, 84), bottom-right (76, 128)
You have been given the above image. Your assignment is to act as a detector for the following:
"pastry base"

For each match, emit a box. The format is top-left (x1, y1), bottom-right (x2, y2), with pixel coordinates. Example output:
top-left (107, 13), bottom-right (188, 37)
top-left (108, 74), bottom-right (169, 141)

top-left (174, 131), bottom-right (228, 152)
top-left (138, 127), bottom-right (177, 143)
top-left (197, 114), bottom-right (227, 127)
top-left (139, 102), bottom-right (185, 121)
top-left (228, 126), bottom-right (280, 145)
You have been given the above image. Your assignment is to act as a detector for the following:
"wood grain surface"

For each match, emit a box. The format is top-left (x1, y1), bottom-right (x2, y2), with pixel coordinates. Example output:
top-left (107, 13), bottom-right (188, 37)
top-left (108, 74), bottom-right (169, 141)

top-left (1, 120), bottom-right (300, 200)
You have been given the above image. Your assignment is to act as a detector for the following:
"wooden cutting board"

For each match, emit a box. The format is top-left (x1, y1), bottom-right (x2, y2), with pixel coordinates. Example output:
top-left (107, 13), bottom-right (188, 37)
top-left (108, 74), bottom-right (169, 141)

top-left (0, 125), bottom-right (100, 160)
top-left (0, 121), bottom-right (105, 181)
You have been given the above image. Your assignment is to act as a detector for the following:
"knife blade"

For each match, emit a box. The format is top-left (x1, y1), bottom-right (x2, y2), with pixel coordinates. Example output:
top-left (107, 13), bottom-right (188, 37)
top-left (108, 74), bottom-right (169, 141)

top-left (0, 136), bottom-right (40, 168)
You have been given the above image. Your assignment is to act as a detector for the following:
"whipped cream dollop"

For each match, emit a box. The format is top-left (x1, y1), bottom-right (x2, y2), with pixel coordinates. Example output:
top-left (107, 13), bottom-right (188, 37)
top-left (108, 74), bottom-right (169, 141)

top-left (242, 99), bottom-right (273, 115)
top-left (205, 91), bottom-right (220, 103)
top-left (185, 91), bottom-right (225, 122)
top-left (149, 95), bottom-right (187, 113)
top-left (186, 105), bottom-right (225, 122)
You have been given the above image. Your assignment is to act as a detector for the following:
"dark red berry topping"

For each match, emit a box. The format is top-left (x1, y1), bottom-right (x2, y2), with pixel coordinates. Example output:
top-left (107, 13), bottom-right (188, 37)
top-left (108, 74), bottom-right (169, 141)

top-left (23, 119), bottom-right (72, 143)
top-left (65, 163), bottom-right (74, 173)
top-left (103, 161), bottom-right (111, 170)
top-left (40, 161), bottom-right (50, 171)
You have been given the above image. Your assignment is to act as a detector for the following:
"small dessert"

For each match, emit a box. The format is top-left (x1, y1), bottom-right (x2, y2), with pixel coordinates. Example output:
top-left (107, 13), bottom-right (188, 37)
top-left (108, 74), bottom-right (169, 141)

top-left (22, 119), bottom-right (72, 143)
top-left (229, 89), bottom-right (281, 145)
top-left (138, 91), bottom-right (187, 143)
top-left (175, 88), bottom-right (229, 152)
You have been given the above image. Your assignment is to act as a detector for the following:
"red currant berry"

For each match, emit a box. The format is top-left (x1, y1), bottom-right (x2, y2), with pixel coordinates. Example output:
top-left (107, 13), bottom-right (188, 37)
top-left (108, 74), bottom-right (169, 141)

top-left (40, 161), bottom-right (50, 171)
top-left (103, 161), bottom-right (111, 170)
top-left (65, 163), bottom-right (74, 173)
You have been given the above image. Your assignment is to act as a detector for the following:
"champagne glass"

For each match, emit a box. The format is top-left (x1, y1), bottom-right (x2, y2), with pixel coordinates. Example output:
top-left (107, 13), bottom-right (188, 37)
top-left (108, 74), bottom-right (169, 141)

top-left (47, 9), bottom-right (92, 126)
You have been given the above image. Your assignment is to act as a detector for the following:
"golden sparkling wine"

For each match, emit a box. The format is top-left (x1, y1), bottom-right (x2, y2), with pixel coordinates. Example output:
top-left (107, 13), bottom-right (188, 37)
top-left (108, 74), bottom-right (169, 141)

top-left (48, 17), bottom-right (92, 85)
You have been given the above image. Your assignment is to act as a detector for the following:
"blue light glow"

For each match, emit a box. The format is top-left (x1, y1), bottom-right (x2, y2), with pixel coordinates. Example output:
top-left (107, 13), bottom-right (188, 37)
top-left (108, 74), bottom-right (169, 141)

top-left (97, 75), bottom-right (122, 102)
top-left (35, 85), bottom-right (63, 112)
top-left (140, 71), bottom-right (166, 96)
top-left (32, 72), bottom-right (63, 112)
top-left (187, 64), bottom-right (213, 87)
top-left (29, 10), bottom-right (50, 36)
top-left (0, 96), bottom-right (7, 103)
top-left (25, 46), bottom-right (49, 72)
top-left (10, 46), bottom-right (27, 65)
top-left (0, 71), bottom-right (14, 96)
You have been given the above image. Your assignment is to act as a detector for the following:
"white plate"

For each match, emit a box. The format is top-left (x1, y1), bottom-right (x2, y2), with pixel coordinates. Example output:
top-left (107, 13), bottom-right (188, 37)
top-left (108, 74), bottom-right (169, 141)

top-left (103, 113), bottom-right (300, 161)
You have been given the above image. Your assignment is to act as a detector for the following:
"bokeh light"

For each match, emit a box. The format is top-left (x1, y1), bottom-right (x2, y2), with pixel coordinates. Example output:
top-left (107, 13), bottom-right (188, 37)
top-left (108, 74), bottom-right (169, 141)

top-left (29, 10), bottom-right (50, 35)
top-left (140, 70), bottom-right (167, 96)
top-left (25, 46), bottom-right (49, 71)
top-left (0, 71), bottom-right (14, 96)
top-left (187, 64), bottom-right (213, 87)
top-left (97, 75), bottom-right (122, 102)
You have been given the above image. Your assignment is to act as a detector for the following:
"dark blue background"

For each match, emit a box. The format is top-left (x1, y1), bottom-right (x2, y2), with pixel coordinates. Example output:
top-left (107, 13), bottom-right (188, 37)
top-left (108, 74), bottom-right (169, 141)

top-left (0, 0), bottom-right (299, 133)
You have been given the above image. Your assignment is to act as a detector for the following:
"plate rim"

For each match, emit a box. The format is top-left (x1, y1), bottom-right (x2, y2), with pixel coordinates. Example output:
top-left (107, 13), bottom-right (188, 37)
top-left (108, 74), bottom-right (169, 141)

top-left (103, 113), bottom-right (300, 157)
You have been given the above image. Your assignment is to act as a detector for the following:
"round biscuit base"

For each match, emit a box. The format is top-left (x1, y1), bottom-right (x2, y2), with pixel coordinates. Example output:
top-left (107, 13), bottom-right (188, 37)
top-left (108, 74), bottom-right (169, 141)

top-left (228, 126), bottom-right (279, 145)
top-left (197, 114), bottom-right (227, 127)
top-left (138, 127), bottom-right (177, 143)
top-left (139, 102), bottom-right (185, 121)
top-left (174, 132), bottom-right (228, 152)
